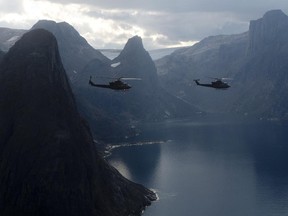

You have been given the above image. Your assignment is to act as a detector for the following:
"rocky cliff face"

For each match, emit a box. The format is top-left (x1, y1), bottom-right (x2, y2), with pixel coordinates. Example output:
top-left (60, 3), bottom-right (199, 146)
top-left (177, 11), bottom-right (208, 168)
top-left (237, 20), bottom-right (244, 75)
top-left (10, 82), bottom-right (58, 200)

top-left (32, 20), bottom-right (110, 82)
top-left (0, 29), bottom-right (155, 216)
top-left (248, 10), bottom-right (288, 54)
top-left (232, 10), bottom-right (288, 117)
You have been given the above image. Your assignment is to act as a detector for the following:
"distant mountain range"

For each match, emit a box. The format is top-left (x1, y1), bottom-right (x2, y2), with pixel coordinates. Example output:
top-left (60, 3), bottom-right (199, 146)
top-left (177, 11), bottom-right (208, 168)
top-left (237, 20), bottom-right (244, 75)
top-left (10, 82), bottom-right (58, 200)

top-left (1, 9), bottom-right (288, 125)
top-left (156, 9), bottom-right (288, 120)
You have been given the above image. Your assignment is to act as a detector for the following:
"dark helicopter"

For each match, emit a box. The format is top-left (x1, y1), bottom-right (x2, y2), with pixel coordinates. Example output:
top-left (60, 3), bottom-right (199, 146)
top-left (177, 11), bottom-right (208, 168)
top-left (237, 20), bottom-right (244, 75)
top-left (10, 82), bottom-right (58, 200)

top-left (194, 78), bottom-right (231, 89)
top-left (89, 76), bottom-right (140, 90)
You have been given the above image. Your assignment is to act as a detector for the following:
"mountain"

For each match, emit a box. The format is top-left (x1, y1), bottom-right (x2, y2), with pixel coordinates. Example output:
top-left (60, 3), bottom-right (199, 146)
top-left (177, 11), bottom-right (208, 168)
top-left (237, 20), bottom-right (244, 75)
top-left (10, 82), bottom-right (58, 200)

top-left (0, 27), bottom-right (27, 52)
top-left (156, 10), bottom-right (288, 119)
top-left (0, 29), bottom-right (156, 216)
top-left (75, 35), bottom-right (197, 142)
top-left (32, 20), bottom-right (110, 82)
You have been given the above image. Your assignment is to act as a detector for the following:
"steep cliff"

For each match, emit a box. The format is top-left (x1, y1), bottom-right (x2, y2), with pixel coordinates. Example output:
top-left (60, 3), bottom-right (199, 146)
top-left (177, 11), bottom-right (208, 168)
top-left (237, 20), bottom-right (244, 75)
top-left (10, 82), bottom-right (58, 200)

top-left (248, 10), bottom-right (288, 54)
top-left (233, 10), bottom-right (288, 117)
top-left (0, 29), bottom-right (156, 216)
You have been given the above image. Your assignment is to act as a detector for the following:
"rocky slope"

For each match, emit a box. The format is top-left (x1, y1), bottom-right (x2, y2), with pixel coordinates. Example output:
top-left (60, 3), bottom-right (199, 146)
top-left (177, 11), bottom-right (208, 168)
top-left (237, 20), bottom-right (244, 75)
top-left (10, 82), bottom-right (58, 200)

top-left (156, 10), bottom-right (288, 119)
top-left (0, 29), bottom-right (156, 216)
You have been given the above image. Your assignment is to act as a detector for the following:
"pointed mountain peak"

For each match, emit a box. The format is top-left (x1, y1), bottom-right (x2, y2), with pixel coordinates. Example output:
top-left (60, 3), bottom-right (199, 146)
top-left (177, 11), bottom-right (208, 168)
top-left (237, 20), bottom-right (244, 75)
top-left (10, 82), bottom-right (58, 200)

top-left (114, 35), bottom-right (149, 63)
top-left (125, 35), bottom-right (144, 49)
top-left (120, 35), bottom-right (146, 55)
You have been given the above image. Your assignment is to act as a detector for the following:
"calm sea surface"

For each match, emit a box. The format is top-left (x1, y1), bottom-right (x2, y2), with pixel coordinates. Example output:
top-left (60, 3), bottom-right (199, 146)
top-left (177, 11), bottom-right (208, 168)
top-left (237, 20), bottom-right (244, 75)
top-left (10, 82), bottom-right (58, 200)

top-left (108, 119), bottom-right (288, 216)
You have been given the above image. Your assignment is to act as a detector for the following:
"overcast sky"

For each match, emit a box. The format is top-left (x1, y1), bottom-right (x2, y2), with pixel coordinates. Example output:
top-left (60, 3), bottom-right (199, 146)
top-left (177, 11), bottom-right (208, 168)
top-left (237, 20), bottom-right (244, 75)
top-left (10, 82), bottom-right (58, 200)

top-left (0, 0), bottom-right (287, 50)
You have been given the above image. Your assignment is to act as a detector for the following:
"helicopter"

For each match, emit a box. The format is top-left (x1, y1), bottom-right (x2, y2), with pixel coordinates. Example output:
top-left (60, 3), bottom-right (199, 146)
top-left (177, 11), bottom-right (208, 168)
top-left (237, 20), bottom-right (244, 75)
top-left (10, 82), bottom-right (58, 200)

top-left (89, 76), bottom-right (140, 90)
top-left (194, 77), bottom-right (231, 89)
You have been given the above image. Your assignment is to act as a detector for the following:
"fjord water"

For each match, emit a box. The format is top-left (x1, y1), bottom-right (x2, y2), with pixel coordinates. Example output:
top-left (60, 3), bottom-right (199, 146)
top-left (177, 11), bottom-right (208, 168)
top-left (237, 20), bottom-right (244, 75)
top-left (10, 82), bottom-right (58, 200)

top-left (108, 119), bottom-right (288, 216)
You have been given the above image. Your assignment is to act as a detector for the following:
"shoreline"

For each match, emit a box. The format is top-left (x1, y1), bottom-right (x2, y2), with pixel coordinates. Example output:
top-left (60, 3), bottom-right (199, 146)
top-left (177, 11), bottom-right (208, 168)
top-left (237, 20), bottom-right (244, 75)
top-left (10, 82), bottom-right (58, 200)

top-left (104, 140), bottom-right (170, 158)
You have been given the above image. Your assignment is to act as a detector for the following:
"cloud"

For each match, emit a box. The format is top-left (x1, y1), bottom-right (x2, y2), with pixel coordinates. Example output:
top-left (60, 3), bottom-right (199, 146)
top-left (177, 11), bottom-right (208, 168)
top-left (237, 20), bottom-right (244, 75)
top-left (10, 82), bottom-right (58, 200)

top-left (1, 0), bottom-right (288, 49)
top-left (0, 0), bottom-right (24, 13)
top-left (33, 0), bottom-right (288, 15)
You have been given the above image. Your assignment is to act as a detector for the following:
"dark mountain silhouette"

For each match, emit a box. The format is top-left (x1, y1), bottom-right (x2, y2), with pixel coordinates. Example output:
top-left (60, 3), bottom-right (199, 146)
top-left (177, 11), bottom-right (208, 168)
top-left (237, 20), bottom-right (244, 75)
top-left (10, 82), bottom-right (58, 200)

top-left (156, 10), bottom-right (288, 119)
top-left (31, 20), bottom-right (110, 82)
top-left (75, 35), bottom-right (197, 141)
top-left (0, 29), bottom-right (155, 216)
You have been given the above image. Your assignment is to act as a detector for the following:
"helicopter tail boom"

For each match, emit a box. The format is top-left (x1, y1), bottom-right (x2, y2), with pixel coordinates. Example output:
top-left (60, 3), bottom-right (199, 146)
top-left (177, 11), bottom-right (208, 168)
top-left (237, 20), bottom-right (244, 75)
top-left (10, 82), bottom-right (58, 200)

top-left (194, 79), bottom-right (200, 85)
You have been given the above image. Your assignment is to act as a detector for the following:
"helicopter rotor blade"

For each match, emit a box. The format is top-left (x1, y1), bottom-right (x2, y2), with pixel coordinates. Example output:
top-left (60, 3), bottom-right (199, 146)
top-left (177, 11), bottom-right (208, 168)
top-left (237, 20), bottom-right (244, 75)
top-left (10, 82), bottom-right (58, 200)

top-left (207, 76), bottom-right (221, 80)
top-left (93, 76), bottom-right (142, 81)
top-left (120, 77), bottom-right (142, 81)
top-left (207, 76), bottom-right (232, 81)
top-left (94, 76), bottom-right (118, 80)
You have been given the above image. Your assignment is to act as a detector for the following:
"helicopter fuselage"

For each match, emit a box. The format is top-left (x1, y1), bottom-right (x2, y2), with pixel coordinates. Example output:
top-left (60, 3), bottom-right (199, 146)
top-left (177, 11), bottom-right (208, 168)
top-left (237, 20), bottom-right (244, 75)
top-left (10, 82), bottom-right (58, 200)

top-left (194, 79), bottom-right (230, 89)
top-left (89, 78), bottom-right (131, 90)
